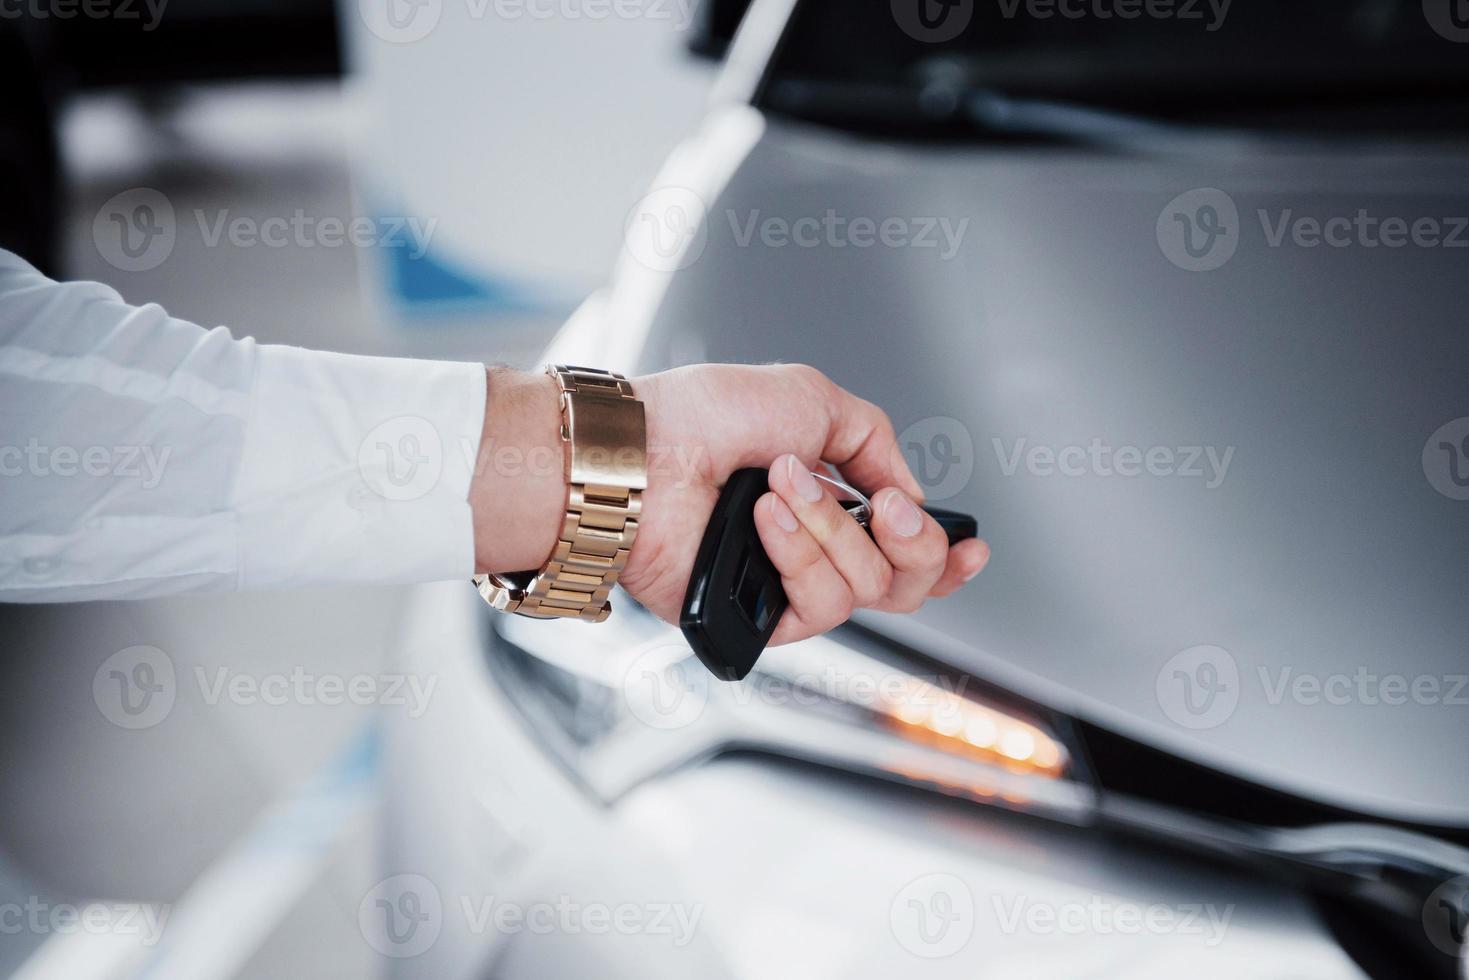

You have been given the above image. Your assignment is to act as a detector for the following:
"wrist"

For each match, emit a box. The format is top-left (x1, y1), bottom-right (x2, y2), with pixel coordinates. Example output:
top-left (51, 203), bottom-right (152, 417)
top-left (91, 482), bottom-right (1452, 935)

top-left (470, 366), bottom-right (565, 574)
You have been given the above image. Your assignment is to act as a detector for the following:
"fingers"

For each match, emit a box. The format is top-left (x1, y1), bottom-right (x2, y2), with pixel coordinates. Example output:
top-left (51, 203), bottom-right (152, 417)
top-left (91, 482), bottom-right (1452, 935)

top-left (867, 487), bottom-right (950, 612)
top-left (788, 365), bottom-right (924, 501)
top-left (929, 537), bottom-right (991, 598)
top-left (753, 491), bottom-right (853, 645)
top-left (769, 454), bottom-right (892, 607)
top-left (760, 454), bottom-right (994, 643)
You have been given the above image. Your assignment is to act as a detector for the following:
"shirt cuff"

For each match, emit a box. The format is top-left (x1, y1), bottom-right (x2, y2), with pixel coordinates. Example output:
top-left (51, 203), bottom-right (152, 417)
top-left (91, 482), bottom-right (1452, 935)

top-left (232, 344), bottom-right (487, 590)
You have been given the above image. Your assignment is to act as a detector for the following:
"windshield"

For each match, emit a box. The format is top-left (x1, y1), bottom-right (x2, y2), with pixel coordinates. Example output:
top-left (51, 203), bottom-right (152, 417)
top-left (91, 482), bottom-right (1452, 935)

top-left (754, 0), bottom-right (1469, 136)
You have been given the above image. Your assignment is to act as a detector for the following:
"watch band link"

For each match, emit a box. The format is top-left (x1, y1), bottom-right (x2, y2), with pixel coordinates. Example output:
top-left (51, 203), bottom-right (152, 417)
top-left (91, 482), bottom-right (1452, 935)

top-left (474, 365), bottom-right (646, 624)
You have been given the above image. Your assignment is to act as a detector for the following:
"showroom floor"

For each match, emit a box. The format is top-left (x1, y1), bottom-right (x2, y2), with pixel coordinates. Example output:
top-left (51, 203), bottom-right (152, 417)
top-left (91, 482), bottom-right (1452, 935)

top-left (0, 82), bottom-right (559, 980)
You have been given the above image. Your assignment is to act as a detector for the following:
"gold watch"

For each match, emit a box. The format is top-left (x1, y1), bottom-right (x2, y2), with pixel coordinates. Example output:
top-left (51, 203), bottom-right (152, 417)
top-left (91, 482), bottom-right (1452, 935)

top-left (472, 364), bottom-right (647, 623)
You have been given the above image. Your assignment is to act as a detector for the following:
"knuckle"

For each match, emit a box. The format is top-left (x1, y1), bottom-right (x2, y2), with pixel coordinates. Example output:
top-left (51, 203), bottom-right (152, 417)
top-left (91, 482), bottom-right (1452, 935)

top-left (891, 592), bottom-right (925, 614)
top-left (876, 560), bottom-right (896, 595)
top-left (919, 531), bottom-right (951, 572)
top-left (787, 362), bottom-right (826, 384)
top-left (789, 363), bottom-right (833, 400)
top-left (792, 542), bottom-right (827, 577)
top-left (852, 562), bottom-right (893, 608)
top-left (826, 594), bottom-right (855, 629)
top-left (865, 398), bottom-right (895, 432)
top-left (800, 587), bottom-right (853, 634)
top-left (796, 494), bottom-right (842, 542)
top-left (769, 528), bottom-right (821, 578)
top-left (813, 502), bottom-right (849, 540)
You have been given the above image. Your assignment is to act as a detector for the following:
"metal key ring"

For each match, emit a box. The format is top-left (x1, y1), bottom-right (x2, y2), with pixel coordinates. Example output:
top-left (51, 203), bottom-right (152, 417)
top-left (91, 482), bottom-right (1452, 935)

top-left (810, 471), bottom-right (872, 527)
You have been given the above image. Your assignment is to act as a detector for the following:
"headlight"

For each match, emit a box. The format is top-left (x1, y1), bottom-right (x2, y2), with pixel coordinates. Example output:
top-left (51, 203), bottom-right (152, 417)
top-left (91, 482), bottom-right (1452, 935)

top-left (485, 600), bottom-right (1094, 822)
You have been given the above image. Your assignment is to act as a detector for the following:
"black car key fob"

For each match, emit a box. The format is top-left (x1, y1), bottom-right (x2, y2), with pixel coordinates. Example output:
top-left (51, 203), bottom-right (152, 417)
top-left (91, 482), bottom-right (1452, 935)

top-left (679, 467), bottom-right (978, 682)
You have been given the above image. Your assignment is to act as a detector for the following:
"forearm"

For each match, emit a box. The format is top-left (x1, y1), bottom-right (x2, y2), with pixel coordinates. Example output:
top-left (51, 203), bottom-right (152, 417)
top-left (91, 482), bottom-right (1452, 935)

top-left (0, 249), bottom-right (486, 601)
top-left (469, 366), bottom-right (565, 574)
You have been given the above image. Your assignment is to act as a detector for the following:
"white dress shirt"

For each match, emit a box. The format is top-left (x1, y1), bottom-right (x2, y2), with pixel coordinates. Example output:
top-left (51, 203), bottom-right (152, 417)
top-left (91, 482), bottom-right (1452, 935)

top-left (0, 248), bottom-right (487, 601)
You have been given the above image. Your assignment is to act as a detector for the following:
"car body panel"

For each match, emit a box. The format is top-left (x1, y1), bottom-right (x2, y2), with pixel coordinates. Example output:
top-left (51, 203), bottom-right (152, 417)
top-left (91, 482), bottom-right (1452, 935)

top-left (386, 583), bottom-right (1370, 979)
top-left (622, 118), bottom-right (1469, 822)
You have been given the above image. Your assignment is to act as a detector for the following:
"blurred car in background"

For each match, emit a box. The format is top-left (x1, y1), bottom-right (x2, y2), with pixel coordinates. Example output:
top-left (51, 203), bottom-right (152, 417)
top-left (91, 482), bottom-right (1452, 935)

top-left (385, 0), bottom-right (1469, 978)
top-left (40, 0), bottom-right (339, 88)
top-left (0, 24), bottom-right (60, 275)
top-left (0, 0), bottom-right (338, 275)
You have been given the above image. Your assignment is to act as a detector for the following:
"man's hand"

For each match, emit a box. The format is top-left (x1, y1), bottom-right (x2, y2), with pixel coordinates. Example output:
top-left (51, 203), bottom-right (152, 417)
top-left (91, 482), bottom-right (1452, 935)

top-left (470, 364), bottom-right (989, 644)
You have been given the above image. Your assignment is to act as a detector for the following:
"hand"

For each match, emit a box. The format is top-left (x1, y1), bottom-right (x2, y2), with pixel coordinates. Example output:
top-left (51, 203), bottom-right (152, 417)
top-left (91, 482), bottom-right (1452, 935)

top-left (470, 364), bottom-right (990, 644)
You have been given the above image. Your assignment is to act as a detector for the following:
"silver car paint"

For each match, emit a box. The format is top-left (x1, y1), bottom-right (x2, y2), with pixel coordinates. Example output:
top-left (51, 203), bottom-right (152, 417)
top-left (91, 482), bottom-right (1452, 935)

top-left (627, 118), bottom-right (1469, 822)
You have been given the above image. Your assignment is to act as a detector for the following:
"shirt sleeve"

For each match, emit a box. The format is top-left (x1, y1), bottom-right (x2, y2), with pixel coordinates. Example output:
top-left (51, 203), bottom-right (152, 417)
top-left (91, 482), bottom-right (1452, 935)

top-left (0, 248), bottom-right (487, 602)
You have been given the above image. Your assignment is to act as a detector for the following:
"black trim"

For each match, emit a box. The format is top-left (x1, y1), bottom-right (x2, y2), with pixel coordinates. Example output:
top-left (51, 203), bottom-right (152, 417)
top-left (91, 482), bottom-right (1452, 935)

top-left (1078, 719), bottom-right (1469, 847)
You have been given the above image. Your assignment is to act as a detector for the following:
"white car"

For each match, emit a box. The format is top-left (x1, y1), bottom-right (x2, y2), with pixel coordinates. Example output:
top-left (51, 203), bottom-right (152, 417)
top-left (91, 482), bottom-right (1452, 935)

top-left (383, 1), bottom-right (1469, 977)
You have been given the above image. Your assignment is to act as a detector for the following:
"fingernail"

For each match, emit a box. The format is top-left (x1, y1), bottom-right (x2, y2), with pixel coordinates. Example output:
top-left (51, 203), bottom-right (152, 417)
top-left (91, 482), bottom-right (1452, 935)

top-left (884, 490), bottom-right (923, 537)
top-left (769, 495), bottom-right (799, 533)
top-left (787, 456), bottom-right (823, 503)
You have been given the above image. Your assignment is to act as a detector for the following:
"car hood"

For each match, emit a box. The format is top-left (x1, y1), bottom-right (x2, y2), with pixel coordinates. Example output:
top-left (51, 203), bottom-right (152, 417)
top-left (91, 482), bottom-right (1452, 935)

top-left (629, 116), bottom-right (1469, 823)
